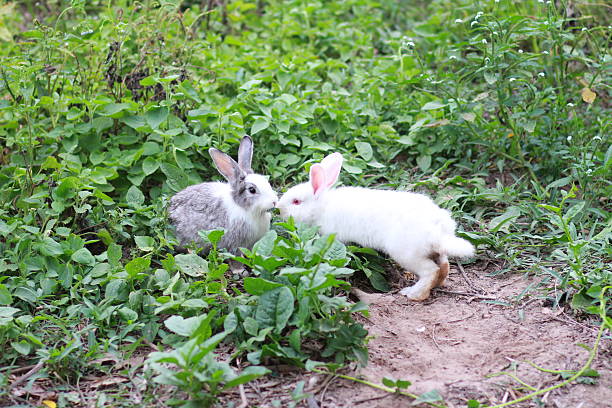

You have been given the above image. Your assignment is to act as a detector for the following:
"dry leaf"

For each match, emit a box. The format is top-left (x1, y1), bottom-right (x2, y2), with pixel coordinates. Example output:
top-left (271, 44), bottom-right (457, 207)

top-left (88, 376), bottom-right (129, 389)
top-left (581, 87), bottom-right (596, 104)
top-left (424, 119), bottom-right (450, 128)
top-left (42, 401), bottom-right (57, 408)
top-left (473, 91), bottom-right (489, 102)
top-left (461, 112), bottom-right (476, 122)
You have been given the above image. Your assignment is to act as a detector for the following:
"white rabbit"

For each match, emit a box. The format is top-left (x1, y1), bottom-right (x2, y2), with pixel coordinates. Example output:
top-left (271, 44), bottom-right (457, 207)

top-left (276, 152), bottom-right (474, 301)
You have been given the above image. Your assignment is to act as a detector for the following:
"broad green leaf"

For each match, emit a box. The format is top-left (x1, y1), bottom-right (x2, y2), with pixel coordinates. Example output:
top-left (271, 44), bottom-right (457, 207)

top-left (134, 236), bottom-right (155, 251)
top-left (243, 317), bottom-right (259, 336)
top-left (421, 101), bottom-right (446, 110)
top-left (571, 291), bottom-right (596, 313)
top-left (105, 279), bottom-right (127, 300)
top-left (488, 206), bottom-right (521, 233)
top-left (252, 230), bottom-right (277, 256)
top-left (161, 162), bottom-right (190, 191)
top-left (203, 229), bottom-right (225, 246)
top-left (98, 103), bottom-right (131, 117)
top-left (142, 157), bottom-right (160, 175)
top-left (125, 257), bottom-right (151, 277)
top-left (355, 142), bottom-right (373, 161)
top-left (118, 307), bottom-right (138, 321)
top-left (107, 243), bottom-right (122, 267)
top-left (53, 177), bottom-right (79, 200)
top-left (164, 315), bottom-right (206, 337)
top-left (564, 201), bottom-right (585, 222)
top-left (126, 185), bottom-right (145, 207)
top-left (71, 248), bottom-right (95, 265)
top-left (92, 117), bottom-right (113, 133)
top-left (11, 340), bottom-right (31, 355)
top-left (382, 377), bottom-right (397, 388)
top-left (240, 79), bottom-right (262, 90)
top-left (416, 155), bottom-right (431, 172)
top-left (547, 176), bottom-right (572, 190)
top-left (255, 286), bottom-right (294, 333)
top-left (243, 277), bottom-right (283, 295)
top-left (325, 240), bottom-right (347, 261)
top-left (520, 119), bottom-right (536, 133)
top-left (251, 117), bottom-right (270, 135)
top-left (145, 107), bottom-right (169, 129)
top-left (175, 253), bottom-right (209, 277)
top-left (121, 115), bottom-right (146, 130)
top-left (0, 284), bottom-right (12, 305)
top-left (368, 269), bottom-right (390, 292)
top-left (37, 237), bottom-right (64, 256)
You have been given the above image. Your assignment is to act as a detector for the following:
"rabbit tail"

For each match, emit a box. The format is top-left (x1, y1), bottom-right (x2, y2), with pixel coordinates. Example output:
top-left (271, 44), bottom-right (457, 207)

top-left (437, 235), bottom-right (474, 258)
top-left (433, 213), bottom-right (474, 258)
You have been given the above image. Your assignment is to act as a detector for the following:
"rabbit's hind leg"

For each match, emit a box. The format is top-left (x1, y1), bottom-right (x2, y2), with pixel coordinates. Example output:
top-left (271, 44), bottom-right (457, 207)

top-left (432, 253), bottom-right (449, 288)
top-left (396, 254), bottom-right (439, 301)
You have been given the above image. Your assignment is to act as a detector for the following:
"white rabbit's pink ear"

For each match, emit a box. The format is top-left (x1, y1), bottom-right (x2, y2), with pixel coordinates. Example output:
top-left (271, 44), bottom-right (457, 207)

top-left (320, 152), bottom-right (343, 188)
top-left (309, 164), bottom-right (327, 196)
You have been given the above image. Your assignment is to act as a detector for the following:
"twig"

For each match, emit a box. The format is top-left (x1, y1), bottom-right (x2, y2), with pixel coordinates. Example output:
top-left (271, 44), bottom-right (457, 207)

top-left (354, 393), bottom-right (392, 404)
top-left (433, 288), bottom-right (496, 300)
top-left (311, 368), bottom-right (446, 408)
top-left (4, 364), bottom-right (36, 375)
top-left (247, 381), bottom-right (263, 399)
top-left (318, 371), bottom-right (336, 406)
top-left (431, 324), bottom-right (442, 351)
top-left (446, 311), bottom-right (476, 324)
top-left (9, 360), bottom-right (45, 389)
top-left (456, 262), bottom-right (483, 293)
top-left (237, 384), bottom-right (248, 408)
top-left (144, 339), bottom-right (160, 351)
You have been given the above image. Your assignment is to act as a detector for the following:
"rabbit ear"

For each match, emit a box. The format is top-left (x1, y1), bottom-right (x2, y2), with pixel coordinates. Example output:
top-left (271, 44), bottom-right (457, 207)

top-left (238, 136), bottom-right (253, 174)
top-left (319, 152), bottom-right (343, 188)
top-left (309, 164), bottom-right (327, 196)
top-left (210, 148), bottom-right (242, 183)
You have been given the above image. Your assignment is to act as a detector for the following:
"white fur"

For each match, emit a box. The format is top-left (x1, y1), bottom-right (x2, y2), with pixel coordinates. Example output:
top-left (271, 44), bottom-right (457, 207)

top-left (277, 154), bottom-right (474, 301)
top-left (214, 175), bottom-right (276, 245)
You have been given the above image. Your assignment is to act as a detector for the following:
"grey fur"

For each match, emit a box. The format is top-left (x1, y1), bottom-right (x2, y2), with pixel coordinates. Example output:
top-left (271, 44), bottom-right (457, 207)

top-left (168, 183), bottom-right (259, 254)
top-left (233, 181), bottom-right (258, 209)
top-left (168, 136), bottom-right (274, 255)
top-left (237, 136), bottom-right (253, 173)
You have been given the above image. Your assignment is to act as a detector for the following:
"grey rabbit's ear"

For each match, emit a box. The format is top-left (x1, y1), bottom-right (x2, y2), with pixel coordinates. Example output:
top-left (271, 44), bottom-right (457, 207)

top-left (238, 136), bottom-right (253, 174)
top-left (209, 148), bottom-right (243, 183)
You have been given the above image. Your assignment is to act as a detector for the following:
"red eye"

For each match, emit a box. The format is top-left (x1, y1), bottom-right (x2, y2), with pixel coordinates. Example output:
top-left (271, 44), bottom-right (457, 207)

top-left (292, 199), bottom-right (301, 205)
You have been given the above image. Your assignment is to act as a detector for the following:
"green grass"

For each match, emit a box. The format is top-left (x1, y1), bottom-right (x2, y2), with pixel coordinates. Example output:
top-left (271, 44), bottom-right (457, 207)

top-left (0, 0), bottom-right (610, 406)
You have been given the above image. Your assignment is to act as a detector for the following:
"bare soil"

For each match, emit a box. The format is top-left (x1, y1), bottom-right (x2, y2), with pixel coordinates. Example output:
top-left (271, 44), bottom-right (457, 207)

top-left (227, 263), bottom-right (611, 408)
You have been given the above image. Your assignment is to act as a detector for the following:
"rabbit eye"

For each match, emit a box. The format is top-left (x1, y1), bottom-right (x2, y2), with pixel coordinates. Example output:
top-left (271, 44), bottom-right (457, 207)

top-left (248, 186), bottom-right (257, 194)
top-left (292, 199), bottom-right (301, 205)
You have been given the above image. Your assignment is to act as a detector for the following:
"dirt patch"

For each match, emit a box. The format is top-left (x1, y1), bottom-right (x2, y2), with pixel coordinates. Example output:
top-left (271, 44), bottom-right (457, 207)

top-left (324, 264), bottom-right (611, 407)
top-left (223, 264), bottom-right (610, 407)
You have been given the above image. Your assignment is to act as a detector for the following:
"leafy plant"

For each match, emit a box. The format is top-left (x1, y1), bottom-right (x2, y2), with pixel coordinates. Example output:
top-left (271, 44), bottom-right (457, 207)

top-left (226, 220), bottom-right (369, 366)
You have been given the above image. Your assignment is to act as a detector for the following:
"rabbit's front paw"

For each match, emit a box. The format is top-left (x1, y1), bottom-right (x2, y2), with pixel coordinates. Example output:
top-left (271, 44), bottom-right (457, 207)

top-left (229, 260), bottom-right (249, 279)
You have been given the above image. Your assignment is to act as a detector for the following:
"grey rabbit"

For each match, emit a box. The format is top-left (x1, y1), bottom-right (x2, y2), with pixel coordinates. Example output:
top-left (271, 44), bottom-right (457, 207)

top-left (168, 136), bottom-right (278, 256)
